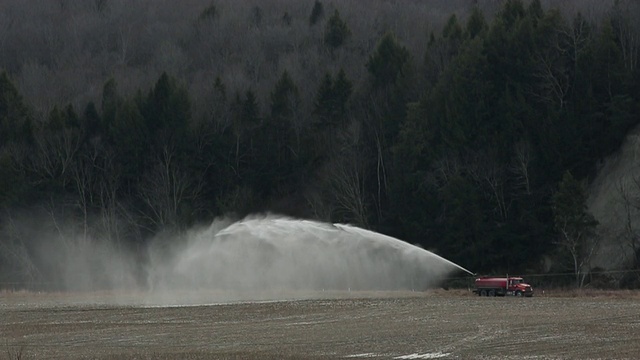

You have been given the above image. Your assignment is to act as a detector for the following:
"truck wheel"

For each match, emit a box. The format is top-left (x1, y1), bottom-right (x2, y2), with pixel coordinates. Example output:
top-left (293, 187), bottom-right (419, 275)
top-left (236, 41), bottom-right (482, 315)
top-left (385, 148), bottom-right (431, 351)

top-left (480, 290), bottom-right (487, 296)
top-left (488, 290), bottom-right (496, 297)
top-left (515, 291), bottom-right (523, 297)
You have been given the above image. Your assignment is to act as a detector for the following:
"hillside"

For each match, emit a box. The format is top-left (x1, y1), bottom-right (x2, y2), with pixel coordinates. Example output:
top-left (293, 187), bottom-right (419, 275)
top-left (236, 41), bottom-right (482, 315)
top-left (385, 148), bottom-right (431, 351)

top-left (0, 0), bottom-right (639, 289)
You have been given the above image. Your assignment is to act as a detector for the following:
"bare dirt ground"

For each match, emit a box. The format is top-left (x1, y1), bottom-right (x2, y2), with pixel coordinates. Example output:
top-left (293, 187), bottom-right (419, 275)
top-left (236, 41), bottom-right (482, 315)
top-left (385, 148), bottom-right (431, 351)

top-left (2, 290), bottom-right (640, 359)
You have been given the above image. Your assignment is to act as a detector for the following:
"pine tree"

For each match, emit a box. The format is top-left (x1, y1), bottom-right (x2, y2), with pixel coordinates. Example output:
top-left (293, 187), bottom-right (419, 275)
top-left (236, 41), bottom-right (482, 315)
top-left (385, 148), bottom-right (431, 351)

top-left (332, 69), bottom-right (353, 122)
top-left (0, 72), bottom-right (31, 146)
top-left (143, 72), bottom-right (191, 149)
top-left (242, 90), bottom-right (260, 128)
top-left (465, 6), bottom-right (487, 39)
top-left (324, 10), bottom-right (350, 49)
top-left (101, 78), bottom-right (120, 137)
top-left (199, 4), bottom-right (217, 22)
top-left (313, 69), bottom-right (352, 128)
top-left (442, 14), bottom-right (462, 40)
top-left (270, 71), bottom-right (300, 122)
top-left (83, 102), bottom-right (101, 138)
top-left (309, 0), bottom-right (324, 26)
top-left (366, 32), bottom-right (411, 88)
top-left (313, 73), bottom-right (334, 126)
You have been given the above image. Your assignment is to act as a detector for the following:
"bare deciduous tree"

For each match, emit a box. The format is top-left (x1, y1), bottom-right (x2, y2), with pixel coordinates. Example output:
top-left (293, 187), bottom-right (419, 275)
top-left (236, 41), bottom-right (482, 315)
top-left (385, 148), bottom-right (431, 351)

top-left (552, 172), bottom-right (599, 288)
top-left (611, 0), bottom-right (639, 72)
top-left (468, 152), bottom-right (509, 222)
top-left (139, 145), bottom-right (200, 231)
top-left (510, 141), bottom-right (532, 195)
top-left (0, 212), bottom-right (42, 288)
top-left (329, 141), bottom-right (369, 227)
top-left (617, 178), bottom-right (640, 275)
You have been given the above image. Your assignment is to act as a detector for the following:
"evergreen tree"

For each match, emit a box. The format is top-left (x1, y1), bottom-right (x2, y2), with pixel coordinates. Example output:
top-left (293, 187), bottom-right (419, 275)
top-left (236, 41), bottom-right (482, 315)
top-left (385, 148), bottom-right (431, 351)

top-left (309, 0), bottom-right (324, 26)
top-left (367, 32), bottom-right (412, 89)
top-left (254, 71), bottom-right (302, 198)
top-left (270, 71), bottom-right (300, 122)
top-left (82, 102), bottom-right (101, 138)
top-left (324, 10), bottom-right (350, 49)
top-left (199, 4), bottom-right (217, 21)
top-left (112, 99), bottom-right (149, 192)
top-left (552, 171), bottom-right (599, 287)
top-left (101, 78), bottom-right (121, 137)
top-left (332, 69), bottom-right (353, 122)
top-left (313, 73), bottom-right (334, 125)
top-left (144, 72), bottom-right (190, 133)
top-left (442, 14), bottom-right (462, 40)
top-left (209, 76), bottom-right (229, 132)
top-left (465, 6), bottom-right (487, 39)
top-left (242, 90), bottom-right (260, 129)
top-left (313, 69), bottom-right (352, 128)
top-left (0, 72), bottom-right (32, 207)
top-left (282, 12), bottom-right (292, 27)
top-left (46, 105), bottom-right (66, 131)
top-left (0, 72), bottom-right (31, 146)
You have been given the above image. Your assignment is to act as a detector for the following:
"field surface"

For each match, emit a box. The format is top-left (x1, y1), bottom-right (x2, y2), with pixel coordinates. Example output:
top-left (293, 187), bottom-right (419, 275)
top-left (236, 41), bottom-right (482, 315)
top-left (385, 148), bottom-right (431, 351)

top-left (2, 291), bottom-right (640, 359)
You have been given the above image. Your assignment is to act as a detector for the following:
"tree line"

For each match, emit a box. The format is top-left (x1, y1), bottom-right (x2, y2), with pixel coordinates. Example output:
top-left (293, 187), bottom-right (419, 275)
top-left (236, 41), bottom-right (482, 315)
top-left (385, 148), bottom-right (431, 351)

top-left (1, 0), bottom-right (639, 288)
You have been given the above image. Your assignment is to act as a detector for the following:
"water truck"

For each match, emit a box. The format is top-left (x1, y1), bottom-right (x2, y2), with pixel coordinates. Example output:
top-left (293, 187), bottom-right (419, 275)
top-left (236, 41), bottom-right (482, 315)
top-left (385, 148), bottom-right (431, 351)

top-left (473, 276), bottom-right (533, 297)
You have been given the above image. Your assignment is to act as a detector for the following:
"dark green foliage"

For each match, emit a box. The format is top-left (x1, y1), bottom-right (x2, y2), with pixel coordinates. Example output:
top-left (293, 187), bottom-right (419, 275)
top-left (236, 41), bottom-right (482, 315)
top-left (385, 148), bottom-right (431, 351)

top-left (332, 69), bottom-right (352, 119)
top-left (214, 77), bottom-right (226, 103)
top-left (527, 0), bottom-right (544, 22)
top-left (142, 72), bottom-right (191, 149)
top-left (442, 14), bottom-right (462, 40)
top-left (367, 32), bottom-right (412, 89)
top-left (324, 10), bottom-right (350, 49)
top-left (282, 12), bottom-right (292, 27)
top-left (0, 73), bottom-right (32, 206)
top-left (101, 78), bottom-right (120, 134)
top-left (552, 171), bottom-right (599, 286)
top-left (241, 90), bottom-right (260, 128)
top-left (313, 69), bottom-right (352, 128)
top-left (0, 72), bottom-right (31, 146)
top-left (309, 0), bottom-right (323, 26)
top-left (465, 6), bottom-right (487, 39)
top-left (111, 99), bottom-right (149, 188)
top-left (199, 4), bottom-right (217, 21)
top-left (252, 6), bottom-right (263, 27)
top-left (254, 71), bottom-right (302, 200)
top-left (314, 73), bottom-right (334, 122)
top-left (83, 102), bottom-right (101, 137)
top-left (552, 172), bottom-right (595, 230)
top-left (270, 71), bottom-right (299, 122)
top-left (499, 0), bottom-right (526, 29)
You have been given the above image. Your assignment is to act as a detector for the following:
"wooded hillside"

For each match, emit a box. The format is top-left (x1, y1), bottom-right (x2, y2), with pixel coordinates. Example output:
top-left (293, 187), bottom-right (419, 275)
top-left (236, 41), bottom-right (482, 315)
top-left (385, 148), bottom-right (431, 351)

top-left (1, 0), bottom-right (639, 289)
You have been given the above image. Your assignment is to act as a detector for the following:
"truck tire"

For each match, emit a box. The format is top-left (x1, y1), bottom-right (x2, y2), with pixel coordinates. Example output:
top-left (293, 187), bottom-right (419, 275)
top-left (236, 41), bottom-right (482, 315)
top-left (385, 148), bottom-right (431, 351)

top-left (515, 291), bottom-right (523, 297)
top-left (480, 289), bottom-right (487, 296)
top-left (488, 289), bottom-right (496, 297)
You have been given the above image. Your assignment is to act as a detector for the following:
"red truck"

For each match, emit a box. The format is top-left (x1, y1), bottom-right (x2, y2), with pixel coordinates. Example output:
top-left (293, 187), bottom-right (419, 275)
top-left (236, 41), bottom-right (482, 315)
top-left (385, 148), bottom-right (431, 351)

top-left (473, 276), bottom-right (533, 297)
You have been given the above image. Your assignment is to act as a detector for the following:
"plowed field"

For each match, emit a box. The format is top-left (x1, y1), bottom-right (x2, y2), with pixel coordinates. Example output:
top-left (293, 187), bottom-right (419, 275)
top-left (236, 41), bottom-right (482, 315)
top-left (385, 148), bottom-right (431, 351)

top-left (2, 291), bottom-right (640, 359)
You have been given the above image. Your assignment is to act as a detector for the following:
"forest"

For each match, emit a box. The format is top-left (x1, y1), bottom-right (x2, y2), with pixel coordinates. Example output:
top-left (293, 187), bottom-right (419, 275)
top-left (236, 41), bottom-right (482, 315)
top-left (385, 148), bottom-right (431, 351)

top-left (0, 0), bottom-right (639, 289)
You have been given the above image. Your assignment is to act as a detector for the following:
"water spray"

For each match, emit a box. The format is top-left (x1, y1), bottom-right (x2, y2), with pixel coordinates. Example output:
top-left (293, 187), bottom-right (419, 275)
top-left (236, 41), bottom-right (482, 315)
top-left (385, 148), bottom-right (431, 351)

top-left (145, 215), bottom-right (475, 304)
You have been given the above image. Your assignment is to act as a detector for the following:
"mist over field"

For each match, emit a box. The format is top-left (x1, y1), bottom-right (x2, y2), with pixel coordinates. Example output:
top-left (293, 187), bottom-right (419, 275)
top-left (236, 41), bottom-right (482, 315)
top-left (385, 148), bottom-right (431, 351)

top-left (1, 213), bottom-right (468, 304)
top-left (145, 216), bottom-right (469, 304)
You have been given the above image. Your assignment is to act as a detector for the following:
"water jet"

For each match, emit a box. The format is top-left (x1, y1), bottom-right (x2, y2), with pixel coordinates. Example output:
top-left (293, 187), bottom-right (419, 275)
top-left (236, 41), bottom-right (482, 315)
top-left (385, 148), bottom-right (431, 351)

top-left (146, 215), bottom-right (473, 304)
